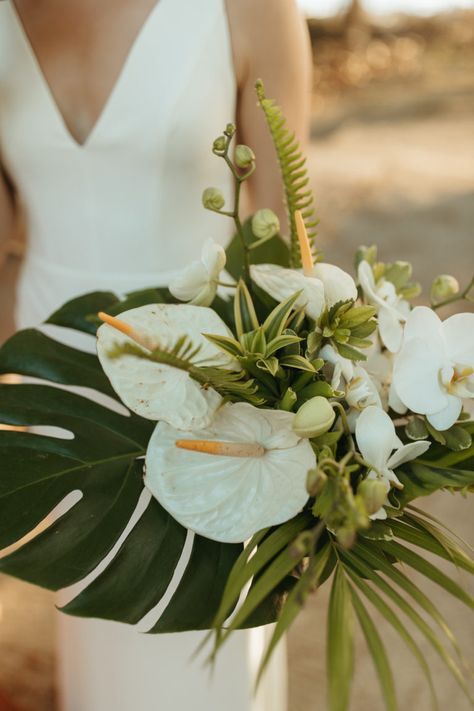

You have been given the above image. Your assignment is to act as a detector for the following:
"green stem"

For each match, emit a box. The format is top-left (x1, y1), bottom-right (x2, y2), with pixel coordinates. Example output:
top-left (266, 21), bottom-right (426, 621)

top-left (432, 276), bottom-right (474, 311)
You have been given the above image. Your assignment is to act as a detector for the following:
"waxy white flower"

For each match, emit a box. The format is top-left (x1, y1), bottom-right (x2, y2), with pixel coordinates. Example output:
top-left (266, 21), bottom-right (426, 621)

top-left (145, 402), bottom-right (315, 543)
top-left (251, 211), bottom-right (357, 321)
top-left (320, 344), bottom-right (354, 390)
top-left (355, 406), bottom-right (431, 519)
top-left (358, 260), bottom-right (410, 353)
top-left (393, 306), bottom-right (474, 431)
top-left (97, 304), bottom-right (234, 431)
top-left (169, 238), bottom-right (226, 307)
top-left (345, 366), bottom-right (383, 430)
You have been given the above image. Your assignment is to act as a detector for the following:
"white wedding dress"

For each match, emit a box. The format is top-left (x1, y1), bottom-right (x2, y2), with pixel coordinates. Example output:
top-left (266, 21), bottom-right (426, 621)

top-left (0, 1), bottom-right (287, 710)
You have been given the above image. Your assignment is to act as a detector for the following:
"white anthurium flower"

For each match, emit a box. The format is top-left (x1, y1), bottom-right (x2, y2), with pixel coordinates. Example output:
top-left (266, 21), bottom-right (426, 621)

top-left (393, 306), bottom-right (474, 431)
top-left (97, 304), bottom-right (234, 431)
top-left (356, 405), bottom-right (431, 519)
top-left (250, 211), bottom-right (357, 321)
top-left (358, 260), bottom-right (410, 353)
top-left (145, 402), bottom-right (316, 543)
top-left (169, 238), bottom-right (226, 307)
top-left (250, 263), bottom-right (326, 320)
top-left (320, 344), bottom-right (354, 390)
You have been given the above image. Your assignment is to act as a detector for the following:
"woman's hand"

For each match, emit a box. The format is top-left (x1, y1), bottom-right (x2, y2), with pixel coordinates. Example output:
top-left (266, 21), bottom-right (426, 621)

top-left (227, 0), bottom-right (312, 233)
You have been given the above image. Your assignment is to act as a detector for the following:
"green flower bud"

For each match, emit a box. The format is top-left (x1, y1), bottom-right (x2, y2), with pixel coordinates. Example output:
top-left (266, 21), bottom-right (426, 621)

top-left (225, 123), bottom-right (236, 137)
top-left (251, 208), bottom-right (280, 241)
top-left (431, 274), bottom-right (460, 303)
top-left (358, 478), bottom-right (388, 516)
top-left (306, 468), bottom-right (328, 496)
top-left (202, 187), bottom-right (225, 211)
top-left (213, 136), bottom-right (226, 153)
top-left (235, 144), bottom-right (256, 169)
top-left (293, 396), bottom-right (335, 439)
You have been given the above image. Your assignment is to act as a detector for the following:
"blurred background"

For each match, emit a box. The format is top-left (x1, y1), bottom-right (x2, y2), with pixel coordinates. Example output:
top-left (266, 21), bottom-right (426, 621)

top-left (0, 0), bottom-right (473, 709)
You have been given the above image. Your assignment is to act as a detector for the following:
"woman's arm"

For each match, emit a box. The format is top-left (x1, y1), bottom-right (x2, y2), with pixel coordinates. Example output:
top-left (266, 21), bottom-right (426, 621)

top-left (226, 0), bottom-right (312, 231)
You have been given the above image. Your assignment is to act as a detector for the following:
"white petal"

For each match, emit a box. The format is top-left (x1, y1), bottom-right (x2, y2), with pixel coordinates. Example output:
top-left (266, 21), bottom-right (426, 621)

top-left (97, 304), bottom-right (232, 429)
top-left (144, 403), bottom-right (315, 543)
top-left (393, 337), bottom-right (447, 415)
top-left (388, 380), bottom-right (407, 415)
top-left (442, 313), bottom-right (474, 365)
top-left (387, 440), bottom-right (431, 469)
top-left (312, 262), bottom-right (357, 306)
top-left (169, 262), bottom-right (208, 302)
top-left (355, 406), bottom-right (397, 470)
top-left (251, 264), bottom-right (325, 320)
top-left (403, 306), bottom-right (442, 346)
top-left (320, 344), bottom-right (354, 388)
top-left (427, 395), bottom-right (463, 431)
top-left (378, 306), bottom-right (404, 353)
top-left (201, 238), bottom-right (226, 280)
top-left (358, 260), bottom-right (378, 300)
top-left (346, 367), bottom-right (382, 411)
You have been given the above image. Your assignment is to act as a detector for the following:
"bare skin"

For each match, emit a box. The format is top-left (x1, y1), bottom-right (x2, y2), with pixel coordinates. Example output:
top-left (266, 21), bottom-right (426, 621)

top-left (0, 0), bottom-right (311, 256)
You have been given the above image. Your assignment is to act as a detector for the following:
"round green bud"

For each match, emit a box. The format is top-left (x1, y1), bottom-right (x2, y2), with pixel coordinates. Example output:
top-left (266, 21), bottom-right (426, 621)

top-left (292, 396), bottom-right (336, 439)
top-left (306, 468), bottom-right (328, 496)
top-left (202, 187), bottom-right (225, 211)
top-left (251, 208), bottom-right (280, 241)
top-left (225, 123), bottom-right (236, 137)
top-left (431, 274), bottom-right (460, 303)
top-left (213, 136), bottom-right (226, 153)
top-left (358, 478), bottom-right (388, 516)
top-left (235, 144), bottom-right (256, 169)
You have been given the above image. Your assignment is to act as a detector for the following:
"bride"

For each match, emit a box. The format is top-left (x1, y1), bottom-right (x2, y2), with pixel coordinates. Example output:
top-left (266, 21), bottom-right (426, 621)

top-left (0, 0), bottom-right (311, 709)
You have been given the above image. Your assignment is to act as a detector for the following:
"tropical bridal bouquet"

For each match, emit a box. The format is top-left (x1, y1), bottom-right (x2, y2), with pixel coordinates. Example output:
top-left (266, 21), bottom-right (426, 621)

top-left (0, 82), bottom-right (473, 710)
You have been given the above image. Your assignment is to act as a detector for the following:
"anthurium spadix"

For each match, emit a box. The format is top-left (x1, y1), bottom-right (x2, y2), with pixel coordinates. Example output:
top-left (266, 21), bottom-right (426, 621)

top-left (97, 304), bottom-right (234, 430)
top-left (145, 402), bottom-right (315, 543)
top-left (393, 306), bottom-right (474, 430)
top-left (358, 260), bottom-right (410, 353)
top-left (169, 238), bottom-right (226, 306)
top-left (251, 211), bottom-right (357, 320)
top-left (355, 405), bottom-right (431, 519)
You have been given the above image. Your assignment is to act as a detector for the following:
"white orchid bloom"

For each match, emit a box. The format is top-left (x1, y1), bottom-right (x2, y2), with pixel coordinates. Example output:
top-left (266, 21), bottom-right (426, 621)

top-left (320, 344), bottom-right (354, 390)
top-left (251, 211), bottom-right (357, 321)
top-left (345, 366), bottom-right (383, 430)
top-left (169, 238), bottom-right (226, 307)
top-left (145, 402), bottom-right (315, 543)
top-left (393, 306), bottom-right (474, 431)
top-left (358, 260), bottom-right (410, 353)
top-left (97, 304), bottom-right (234, 431)
top-left (355, 405), bottom-right (431, 519)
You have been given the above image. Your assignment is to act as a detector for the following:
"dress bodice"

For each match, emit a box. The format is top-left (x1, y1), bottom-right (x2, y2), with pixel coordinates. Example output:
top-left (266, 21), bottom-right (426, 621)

top-left (0, 0), bottom-right (236, 325)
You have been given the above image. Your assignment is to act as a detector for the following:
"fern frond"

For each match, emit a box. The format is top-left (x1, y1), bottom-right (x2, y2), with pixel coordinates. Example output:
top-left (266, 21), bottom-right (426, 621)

top-left (256, 79), bottom-right (319, 268)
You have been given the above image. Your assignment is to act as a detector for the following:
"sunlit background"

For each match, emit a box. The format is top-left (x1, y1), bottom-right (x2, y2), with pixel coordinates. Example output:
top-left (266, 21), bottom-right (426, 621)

top-left (299, 0), bottom-right (474, 16)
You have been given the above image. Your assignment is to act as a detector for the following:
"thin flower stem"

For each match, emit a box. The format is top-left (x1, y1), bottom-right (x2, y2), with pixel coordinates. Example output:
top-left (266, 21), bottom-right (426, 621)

top-left (432, 275), bottom-right (474, 311)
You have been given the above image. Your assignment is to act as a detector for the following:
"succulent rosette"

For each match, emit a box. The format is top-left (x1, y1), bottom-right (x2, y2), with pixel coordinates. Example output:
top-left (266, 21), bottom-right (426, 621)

top-left (0, 83), bottom-right (473, 711)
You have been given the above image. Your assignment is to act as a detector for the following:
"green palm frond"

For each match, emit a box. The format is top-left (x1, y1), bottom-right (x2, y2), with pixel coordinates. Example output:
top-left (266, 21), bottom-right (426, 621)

top-left (256, 79), bottom-right (319, 267)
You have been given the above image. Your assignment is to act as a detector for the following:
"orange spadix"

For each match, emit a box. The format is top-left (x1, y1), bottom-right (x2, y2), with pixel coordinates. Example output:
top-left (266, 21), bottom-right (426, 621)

top-left (98, 312), bottom-right (150, 349)
top-left (175, 439), bottom-right (265, 458)
top-left (295, 210), bottom-right (314, 277)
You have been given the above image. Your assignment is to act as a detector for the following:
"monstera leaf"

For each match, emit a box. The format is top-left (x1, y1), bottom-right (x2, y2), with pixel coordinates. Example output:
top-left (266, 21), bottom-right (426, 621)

top-left (0, 288), bottom-right (276, 631)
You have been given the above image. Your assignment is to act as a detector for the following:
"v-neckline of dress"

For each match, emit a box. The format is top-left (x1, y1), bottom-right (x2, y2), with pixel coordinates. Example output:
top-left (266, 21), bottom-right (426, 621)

top-left (9, 0), bottom-right (164, 149)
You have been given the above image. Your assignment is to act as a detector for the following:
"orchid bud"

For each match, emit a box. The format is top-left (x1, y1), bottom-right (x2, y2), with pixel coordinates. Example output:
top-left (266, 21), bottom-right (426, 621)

top-left (225, 123), bottom-right (236, 137)
top-left (430, 274), bottom-right (460, 303)
top-left (202, 187), bottom-right (225, 211)
top-left (213, 136), bottom-right (226, 153)
top-left (235, 144), bottom-right (256, 169)
top-left (358, 478), bottom-right (388, 516)
top-left (251, 209), bottom-right (280, 241)
top-left (293, 396), bottom-right (335, 439)
top-left (306, 468), bottom-right (328, 496)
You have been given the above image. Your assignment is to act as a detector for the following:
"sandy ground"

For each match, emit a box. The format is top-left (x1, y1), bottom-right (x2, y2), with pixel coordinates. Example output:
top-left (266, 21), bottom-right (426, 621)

top-left (0, 56), bottom-right (473, 711)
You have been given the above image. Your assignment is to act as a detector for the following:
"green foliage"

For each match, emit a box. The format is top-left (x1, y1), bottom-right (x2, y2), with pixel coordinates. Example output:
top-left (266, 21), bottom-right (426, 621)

top-left (307, 300), bottom-right (377, 361)
top-left (0, 291), bottom-right (283, 631)
top-left (256, 79), bottom-right (319, 267)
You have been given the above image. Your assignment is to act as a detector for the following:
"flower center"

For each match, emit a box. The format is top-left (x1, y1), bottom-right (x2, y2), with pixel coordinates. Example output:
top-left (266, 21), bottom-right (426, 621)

top-left (175, 439), bottom-right (266, 458)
